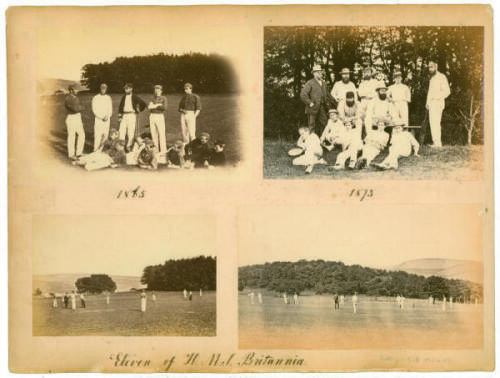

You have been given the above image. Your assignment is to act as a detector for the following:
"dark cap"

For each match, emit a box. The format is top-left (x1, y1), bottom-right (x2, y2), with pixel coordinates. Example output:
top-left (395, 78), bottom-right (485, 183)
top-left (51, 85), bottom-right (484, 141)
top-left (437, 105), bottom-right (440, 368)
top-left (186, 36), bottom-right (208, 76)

top-left (214, 139), bottom-right (226, 146)
top-left (346, 91), bottom-right (355, 99)
top-left (123, 83), bottom-right (133, 89)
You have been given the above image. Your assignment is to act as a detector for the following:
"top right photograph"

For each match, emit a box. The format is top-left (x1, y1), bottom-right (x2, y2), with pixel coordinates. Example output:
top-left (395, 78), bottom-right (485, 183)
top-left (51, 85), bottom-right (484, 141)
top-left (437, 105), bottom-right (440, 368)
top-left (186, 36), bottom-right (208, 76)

top-left (263, 26), bottom-right (485, 180)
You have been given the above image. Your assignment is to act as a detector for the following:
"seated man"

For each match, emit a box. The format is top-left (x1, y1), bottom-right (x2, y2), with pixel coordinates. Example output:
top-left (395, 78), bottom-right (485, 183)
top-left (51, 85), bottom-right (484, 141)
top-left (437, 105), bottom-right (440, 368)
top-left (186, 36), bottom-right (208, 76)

top-left (292, 126), bottom-right (326, 174)
top-left (320, 109), bottom-right (346, 151)
top-left (331, 120), bottom-right (363, 170)
top-left (365, 84), bottom-right (395, 135)
top-left (373, 125), bottom-right (420, 170)
top-left (355, 120), bottom-right (390, 169)
top-left (185, 132), bottom-right (213, 168)
top-left (166, 140), bottom-right (186, 168)
top-left (337, 91), bottom-right (362, 140)
top-left (209, 140), bottom-right (227, 167)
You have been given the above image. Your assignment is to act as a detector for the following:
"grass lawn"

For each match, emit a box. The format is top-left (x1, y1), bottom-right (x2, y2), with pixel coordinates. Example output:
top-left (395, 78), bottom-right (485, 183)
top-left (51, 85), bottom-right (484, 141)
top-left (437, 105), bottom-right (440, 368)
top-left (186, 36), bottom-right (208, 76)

top-left (33, 291), bottom-right (216, 336)
top-left (263, 139), bottom-right (484, 180)
top-left (38, 93), bottom-right (241, 169)
top-left (239, 294), bottom-right (482, 349)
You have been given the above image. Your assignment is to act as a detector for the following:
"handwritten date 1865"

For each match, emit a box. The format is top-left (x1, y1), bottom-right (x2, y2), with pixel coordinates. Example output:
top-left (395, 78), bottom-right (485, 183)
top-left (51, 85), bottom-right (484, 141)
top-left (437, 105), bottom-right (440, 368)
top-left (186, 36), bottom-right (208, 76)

top-left (349, 188), bottom-right (373, 202)
top-left (116, 186), bottom-right (145, 199)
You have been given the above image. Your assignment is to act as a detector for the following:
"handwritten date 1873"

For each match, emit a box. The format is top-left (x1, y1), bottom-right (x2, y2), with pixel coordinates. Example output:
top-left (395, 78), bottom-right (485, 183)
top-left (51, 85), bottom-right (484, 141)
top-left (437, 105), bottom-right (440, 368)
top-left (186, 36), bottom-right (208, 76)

top-left (349, 188), bottom-right (373, 202)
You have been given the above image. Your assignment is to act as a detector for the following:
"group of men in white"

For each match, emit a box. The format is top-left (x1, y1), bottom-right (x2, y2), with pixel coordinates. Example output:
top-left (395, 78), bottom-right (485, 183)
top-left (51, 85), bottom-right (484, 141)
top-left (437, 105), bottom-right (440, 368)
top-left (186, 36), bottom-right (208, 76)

top-left (293, 61), bottom-right (451, 174)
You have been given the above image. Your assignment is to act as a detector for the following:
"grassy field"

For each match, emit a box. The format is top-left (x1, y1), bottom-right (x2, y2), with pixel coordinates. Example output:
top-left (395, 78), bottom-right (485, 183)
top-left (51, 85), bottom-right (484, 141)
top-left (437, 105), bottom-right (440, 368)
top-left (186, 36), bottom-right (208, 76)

top-left (239, 294), bottom-right (483, 349)
top-left (263, 139), bottom-right (484, 180)
top-left (38, 93), bottom-right (241, 168)
top-left (33, 291), bottom-right (216, 336)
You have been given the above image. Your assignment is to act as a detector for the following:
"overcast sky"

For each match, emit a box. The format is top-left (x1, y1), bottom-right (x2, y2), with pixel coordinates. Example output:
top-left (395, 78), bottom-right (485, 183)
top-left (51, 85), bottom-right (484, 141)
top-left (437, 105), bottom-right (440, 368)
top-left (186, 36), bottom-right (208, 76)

top-left (36, 26), bottom-right (242, 81)
top-left (238, 204), bottom-right (483, 268)
top-left (33, 215), bottom-right (215, 277)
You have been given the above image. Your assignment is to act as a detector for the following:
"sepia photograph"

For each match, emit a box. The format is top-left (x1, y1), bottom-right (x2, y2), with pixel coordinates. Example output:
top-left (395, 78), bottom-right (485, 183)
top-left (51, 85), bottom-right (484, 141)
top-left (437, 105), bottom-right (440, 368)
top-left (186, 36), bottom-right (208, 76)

top-left (32, 215), bottom-right (217, 336)
top-left (238, 205), bottom-right (484, 350)
top-left (263, 26), bottom-right (484, 179)
top-left (36, 26), bottom-right (242, 176)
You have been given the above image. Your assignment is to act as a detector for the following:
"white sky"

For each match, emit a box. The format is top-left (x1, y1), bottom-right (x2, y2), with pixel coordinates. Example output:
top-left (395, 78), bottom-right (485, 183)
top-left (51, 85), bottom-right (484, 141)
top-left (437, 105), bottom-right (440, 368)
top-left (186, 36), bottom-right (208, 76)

top-left (238, 204), bottom-right (483, 268)
top-left (36, 26), bottom-right (242, 81)
top-left (33, 215), bottom-right (215, 277)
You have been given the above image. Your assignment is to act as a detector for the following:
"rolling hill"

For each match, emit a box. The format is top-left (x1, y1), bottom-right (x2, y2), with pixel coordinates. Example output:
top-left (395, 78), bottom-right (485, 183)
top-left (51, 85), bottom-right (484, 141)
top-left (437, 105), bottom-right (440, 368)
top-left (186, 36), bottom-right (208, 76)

top-left (37, 78), bottom-right (88, 96)
top-left (33, 273), bottom-right (145, 295)
top-left (391, 258), bottom-right (483, 283)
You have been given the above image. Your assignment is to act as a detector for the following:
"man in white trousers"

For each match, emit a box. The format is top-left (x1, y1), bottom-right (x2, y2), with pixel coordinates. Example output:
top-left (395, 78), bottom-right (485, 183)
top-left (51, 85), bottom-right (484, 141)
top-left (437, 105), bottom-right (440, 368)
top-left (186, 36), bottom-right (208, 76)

top-left (91, 83), bottom-right (113, 151)
top-left (388, 71), bottom-right (411, 126)
top-left (118, 83), bottom-right (146, 151)
top-left (148, 85), bottom-right (168, 155)
top-left (64, 85), bottom-right (85, 160)
top-left (178, 83), bottom-right (202, 144)
top-left (426, 61), bottom-right (450, 147)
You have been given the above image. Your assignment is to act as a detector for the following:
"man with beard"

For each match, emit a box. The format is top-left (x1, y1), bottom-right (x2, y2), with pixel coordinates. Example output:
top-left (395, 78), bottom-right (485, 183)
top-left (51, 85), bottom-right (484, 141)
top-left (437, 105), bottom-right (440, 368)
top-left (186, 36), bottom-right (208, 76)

top-left (425, 61), bottom-right (450, 147)
top-left (300, 64), bottom-right (336, 134)
top-left (331, 68), bottom-right (357, 105)
top-left (337, 91), bottom-right (362, 139)
top-left (365, 84), bottom-right (395, 135)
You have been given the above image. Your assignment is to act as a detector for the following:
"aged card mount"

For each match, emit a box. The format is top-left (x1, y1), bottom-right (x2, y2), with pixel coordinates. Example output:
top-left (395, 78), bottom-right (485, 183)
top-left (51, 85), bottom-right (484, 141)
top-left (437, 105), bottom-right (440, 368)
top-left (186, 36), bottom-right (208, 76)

top-left (8, 4), bottom-right (493, 373)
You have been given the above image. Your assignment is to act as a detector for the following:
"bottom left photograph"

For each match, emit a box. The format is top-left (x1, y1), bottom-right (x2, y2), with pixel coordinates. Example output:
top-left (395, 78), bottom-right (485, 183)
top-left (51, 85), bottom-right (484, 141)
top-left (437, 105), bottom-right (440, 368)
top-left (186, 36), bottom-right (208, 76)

top-left (31, 214), bottom-right (216, 337)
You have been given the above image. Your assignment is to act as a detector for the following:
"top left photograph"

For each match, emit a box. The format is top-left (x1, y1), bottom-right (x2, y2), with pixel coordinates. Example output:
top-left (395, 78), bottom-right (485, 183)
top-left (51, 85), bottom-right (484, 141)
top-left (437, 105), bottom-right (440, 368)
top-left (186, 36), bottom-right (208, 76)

top-left (33, 22), bottom-right (246, 177)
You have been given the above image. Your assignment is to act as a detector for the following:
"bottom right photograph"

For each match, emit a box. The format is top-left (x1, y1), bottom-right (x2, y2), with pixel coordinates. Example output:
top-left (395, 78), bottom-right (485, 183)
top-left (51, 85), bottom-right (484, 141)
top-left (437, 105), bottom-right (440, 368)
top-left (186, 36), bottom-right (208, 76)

top-left (238, 204), bottom-right (485, 350)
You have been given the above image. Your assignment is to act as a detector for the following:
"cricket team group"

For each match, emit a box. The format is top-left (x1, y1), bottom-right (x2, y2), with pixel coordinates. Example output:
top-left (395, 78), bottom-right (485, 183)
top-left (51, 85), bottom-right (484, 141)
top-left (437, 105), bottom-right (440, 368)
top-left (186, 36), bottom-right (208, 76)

top-left (64, 82), bottom-right (227, 171)
top-left (293, 61), bottom-right (450, 173)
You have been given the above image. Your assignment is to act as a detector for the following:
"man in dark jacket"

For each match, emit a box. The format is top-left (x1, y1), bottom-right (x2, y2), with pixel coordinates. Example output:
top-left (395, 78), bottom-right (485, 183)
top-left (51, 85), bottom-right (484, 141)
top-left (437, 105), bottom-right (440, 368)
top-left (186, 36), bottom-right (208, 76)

top-left (300, 64), bottom-right (336, 135)
top-left (118, 83), bottom-right (146, 151)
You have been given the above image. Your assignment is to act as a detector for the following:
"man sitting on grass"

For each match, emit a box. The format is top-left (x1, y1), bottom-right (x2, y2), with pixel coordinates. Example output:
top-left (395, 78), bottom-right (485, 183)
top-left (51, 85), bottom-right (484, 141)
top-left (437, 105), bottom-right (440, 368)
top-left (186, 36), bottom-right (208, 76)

top-left (293, 126), bottom-right (327, 174)
top-left (166, 140), bottom-right (186, 168)
top-left (330, 120), bottom-right (363, 170)
top-left (373, 125), bottom-right (420, 170)
top-left (184, 132), bottom-right (213, 168)
top-left (355, 120), bottom-right (390, 169)
top-left (320, 109), bottom-right (346, 152)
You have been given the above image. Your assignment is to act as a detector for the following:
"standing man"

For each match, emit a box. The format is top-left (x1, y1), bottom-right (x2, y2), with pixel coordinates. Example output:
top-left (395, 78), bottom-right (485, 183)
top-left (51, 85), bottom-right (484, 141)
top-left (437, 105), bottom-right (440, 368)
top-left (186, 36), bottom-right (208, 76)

top-left (357, 67), bottom-right (379, 115)
top-left (91, 83), bottom-right (113, 151)
top-left (178, 83), bottom-right (202, 144)
top-left (352, 292), bottom-right (358, 314)
top-left (331, 68), bottom-right (357, 105)
top-left (148, 84), bottom-right (168, 155)
top-left (426, 61), bottom-right (450, 147)
top-left (388, 71), bottom-right (411, 127)
top-left (80, 293), bottom-right (86, 309)
top-left (64, 85), bottom-right (85, 160)
top-left (300, 64), bottom-right (336, 135)
top-left (118, 83), bottom-right (146, 151)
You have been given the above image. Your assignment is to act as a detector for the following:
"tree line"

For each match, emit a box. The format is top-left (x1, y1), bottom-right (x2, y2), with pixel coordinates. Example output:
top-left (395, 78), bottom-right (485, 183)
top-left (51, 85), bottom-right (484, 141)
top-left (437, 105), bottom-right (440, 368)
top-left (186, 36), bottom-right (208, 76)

top-left (141, 255), bottom-right (216, 291)
top-left (81, 52), bottom-right (239, 94)
top-left (75, 274), bottom-right (117, 294)
top-left (264, 26), bottom-right (483, 145)
top-left (238, 260), bottom-right (483, 301)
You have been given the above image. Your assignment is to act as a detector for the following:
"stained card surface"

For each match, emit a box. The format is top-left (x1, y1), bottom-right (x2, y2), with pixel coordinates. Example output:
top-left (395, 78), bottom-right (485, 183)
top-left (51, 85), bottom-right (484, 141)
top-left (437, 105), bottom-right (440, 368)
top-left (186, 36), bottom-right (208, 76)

top-left (7, 5), bottom-right (493, 373)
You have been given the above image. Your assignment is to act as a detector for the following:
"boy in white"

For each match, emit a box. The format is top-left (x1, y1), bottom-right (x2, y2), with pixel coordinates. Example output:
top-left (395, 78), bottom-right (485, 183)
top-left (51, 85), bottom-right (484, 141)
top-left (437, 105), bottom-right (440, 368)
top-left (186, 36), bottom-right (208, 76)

top-left (320, 109), bottom-right (345, 151)
top-left (293, 127), bottom-right (326, 174)
top-left (375, 125), bottom-right (420, 169)
top-left (388, 71), bottom-right (411, 126)
top-left (91, 83), bottom-right (113, 151)
top-left (355, 121), bottom-right (389, 169)
top-left (332, 121), bottom-right (363, 170)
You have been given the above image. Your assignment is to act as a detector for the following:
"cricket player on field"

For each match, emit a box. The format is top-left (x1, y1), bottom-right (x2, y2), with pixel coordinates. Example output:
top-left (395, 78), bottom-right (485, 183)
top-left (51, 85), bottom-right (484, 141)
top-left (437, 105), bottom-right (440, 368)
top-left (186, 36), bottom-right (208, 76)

top-left (178, 83), bottom-right (202, 144)
top-left (355, 121), bottom-right (390, 169)
top-left (388, 71), bottom-right (411, 127)
top-left (91, 83), bottom-right (113, 151)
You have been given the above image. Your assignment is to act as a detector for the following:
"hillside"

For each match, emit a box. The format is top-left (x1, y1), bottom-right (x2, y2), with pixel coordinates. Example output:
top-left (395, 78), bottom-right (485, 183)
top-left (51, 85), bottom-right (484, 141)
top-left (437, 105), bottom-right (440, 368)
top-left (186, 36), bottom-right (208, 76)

top-left (37, 78), bottom-right (87, 96)
top-left (391, 258), bottom-right (483, 283)
top-left (33, 274), bottom-right (144, 295)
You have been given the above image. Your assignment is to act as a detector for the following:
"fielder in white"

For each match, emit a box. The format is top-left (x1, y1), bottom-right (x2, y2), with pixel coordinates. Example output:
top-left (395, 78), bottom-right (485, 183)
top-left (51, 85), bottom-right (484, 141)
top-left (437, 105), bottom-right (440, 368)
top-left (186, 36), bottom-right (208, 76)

top-left (140, 291), bottom-right (147, 312)
top-left (352, 292), bottom-right (358, 313)
top-left (293, 127), bottom-right (327, 174)
top-left (388, 71), bottom-right (411, 126)
top-left (426, 61), bottom-right (450, 147)
top-left (148, 85), bottom-right (168, 155)
top-left (320, 109), bottom-right (346, 151)
top-left (178, 83), bottom-right (202, 144)
top-left (375, 125), bottom-right (419, 170)
top-left (91, 83), bottom-right (113, 151)
top-left (64, 85), bottom-right (85, 160)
